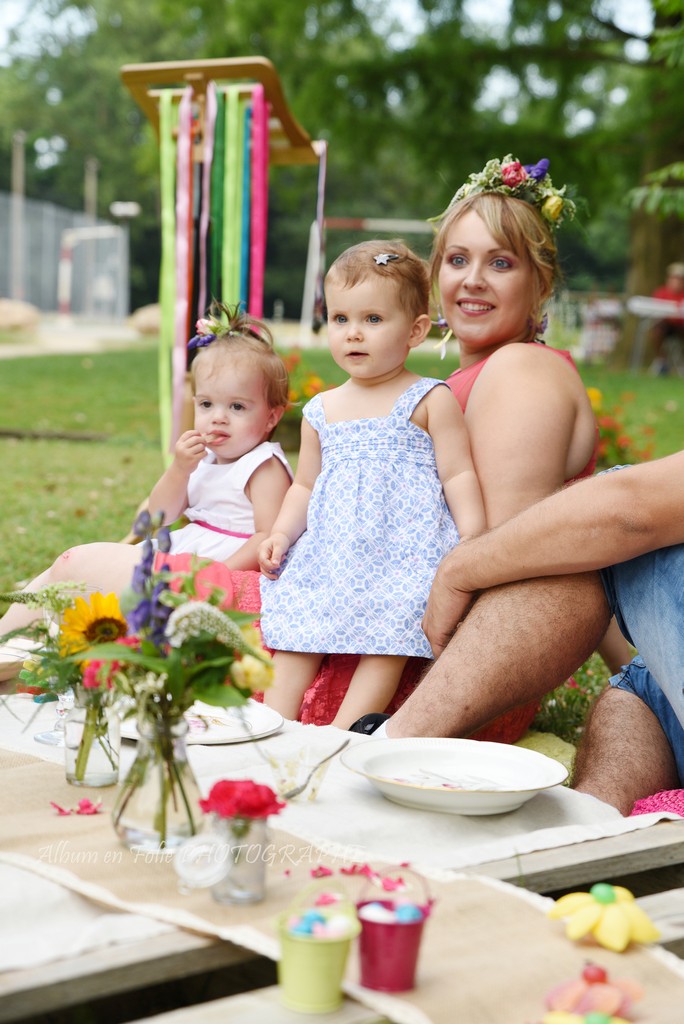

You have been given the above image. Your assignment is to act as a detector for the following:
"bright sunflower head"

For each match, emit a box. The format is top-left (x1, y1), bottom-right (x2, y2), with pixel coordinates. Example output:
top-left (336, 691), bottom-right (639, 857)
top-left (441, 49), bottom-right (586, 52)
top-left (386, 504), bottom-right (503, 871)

top-left (59, 592), bottom-right (128, 655)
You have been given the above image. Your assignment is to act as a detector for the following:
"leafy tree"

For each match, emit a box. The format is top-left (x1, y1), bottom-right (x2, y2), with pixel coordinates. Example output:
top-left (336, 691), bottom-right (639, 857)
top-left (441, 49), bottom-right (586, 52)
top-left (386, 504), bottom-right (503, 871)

top-left (2, 0), bottom-right (683, 329)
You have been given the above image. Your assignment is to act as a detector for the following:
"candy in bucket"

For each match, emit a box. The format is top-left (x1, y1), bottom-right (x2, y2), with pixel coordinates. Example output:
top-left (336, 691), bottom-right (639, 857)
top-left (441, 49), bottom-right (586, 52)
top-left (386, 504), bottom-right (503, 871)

top-left (356, 867), bottom-right (433, 992)
top-left (277, 882), bottom-right (361, 1013)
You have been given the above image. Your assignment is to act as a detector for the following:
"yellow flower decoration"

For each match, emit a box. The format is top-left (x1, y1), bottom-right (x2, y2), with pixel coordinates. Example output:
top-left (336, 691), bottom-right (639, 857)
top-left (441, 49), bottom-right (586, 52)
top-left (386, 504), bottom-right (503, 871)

top-left (542, 194), bottom-right (564, 222)
top-left (543, 1013), bottom-right (630, 1024)
top-left (230, 653), bottom-right (274, 693)
top-left (548, 883), bottom-right (660, 952)
top-left (59, 592), bottom-right (127, 655)
top-left (585, 386), bottom-right (603, 413)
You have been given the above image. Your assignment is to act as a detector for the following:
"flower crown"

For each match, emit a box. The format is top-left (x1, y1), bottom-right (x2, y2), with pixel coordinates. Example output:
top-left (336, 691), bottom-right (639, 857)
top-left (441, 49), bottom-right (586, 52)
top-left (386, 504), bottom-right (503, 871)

top-left (187, 302), bottom-right (273, 351)
top-left (442, 155), bottom-right (576, 229)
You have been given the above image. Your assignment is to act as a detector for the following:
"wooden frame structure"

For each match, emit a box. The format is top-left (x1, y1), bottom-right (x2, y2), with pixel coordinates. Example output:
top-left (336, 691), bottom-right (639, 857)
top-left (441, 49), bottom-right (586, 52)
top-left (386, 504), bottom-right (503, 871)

top-left (120, 57), bottom-right (321, 167)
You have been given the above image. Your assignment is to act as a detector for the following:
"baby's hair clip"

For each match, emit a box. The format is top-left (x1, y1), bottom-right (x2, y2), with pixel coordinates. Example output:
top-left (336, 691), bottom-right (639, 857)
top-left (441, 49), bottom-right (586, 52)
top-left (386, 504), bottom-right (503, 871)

top-left (374, 253), bottom-right (400, 265)
top-left (187, 333), bottom-right (217, 351)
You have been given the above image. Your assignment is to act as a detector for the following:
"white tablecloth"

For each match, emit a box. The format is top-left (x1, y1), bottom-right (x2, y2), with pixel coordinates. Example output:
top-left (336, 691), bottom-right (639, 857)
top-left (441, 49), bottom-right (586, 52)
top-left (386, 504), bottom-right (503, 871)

top-left (0, 693), bottom-right (680, 971)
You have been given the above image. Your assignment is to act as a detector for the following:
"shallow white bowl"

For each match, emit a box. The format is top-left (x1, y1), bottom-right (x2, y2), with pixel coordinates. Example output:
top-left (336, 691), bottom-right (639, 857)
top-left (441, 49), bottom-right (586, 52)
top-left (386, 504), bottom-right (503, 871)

top-left (341, 737), bottom-right (568, 816)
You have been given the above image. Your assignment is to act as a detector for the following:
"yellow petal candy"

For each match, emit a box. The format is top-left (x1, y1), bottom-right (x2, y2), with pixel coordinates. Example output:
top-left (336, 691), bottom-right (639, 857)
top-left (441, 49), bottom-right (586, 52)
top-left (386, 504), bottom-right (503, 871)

top-left (593, 902), bottom-right (631, 952)
top-left (612, 885), bottom-right (636, 903)
top-left (620, 900), bottom-right (661, 943)
top-left (542, 1013), bottom-right (583, 1024)
top-left (548, 892), bottom-right (595, 918)
top-left (565, 901), bottom-right (603, 940)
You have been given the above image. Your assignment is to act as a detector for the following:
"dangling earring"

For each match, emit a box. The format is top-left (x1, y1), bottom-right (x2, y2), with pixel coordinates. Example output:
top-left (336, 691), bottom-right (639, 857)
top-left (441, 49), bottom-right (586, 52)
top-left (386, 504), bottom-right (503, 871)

top-left (431, 309), bottom-right (453, 360)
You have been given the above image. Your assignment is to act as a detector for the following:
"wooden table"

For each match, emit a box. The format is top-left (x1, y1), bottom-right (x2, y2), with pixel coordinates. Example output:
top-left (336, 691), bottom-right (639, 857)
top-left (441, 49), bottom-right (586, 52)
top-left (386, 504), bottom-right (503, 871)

top-left (3, 820), bottom-right (684, 1023)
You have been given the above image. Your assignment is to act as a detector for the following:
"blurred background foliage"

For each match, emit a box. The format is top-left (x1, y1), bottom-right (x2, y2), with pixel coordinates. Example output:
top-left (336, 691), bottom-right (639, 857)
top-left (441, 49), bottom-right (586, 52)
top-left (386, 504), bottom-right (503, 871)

top-left (0, 0), bottom-right (683, 344)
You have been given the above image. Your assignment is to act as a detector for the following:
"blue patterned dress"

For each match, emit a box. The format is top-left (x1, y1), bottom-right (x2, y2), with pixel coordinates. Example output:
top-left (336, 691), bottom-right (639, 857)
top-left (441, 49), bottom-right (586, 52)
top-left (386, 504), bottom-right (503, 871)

top-left (260, 378), bottom-right (460, 659)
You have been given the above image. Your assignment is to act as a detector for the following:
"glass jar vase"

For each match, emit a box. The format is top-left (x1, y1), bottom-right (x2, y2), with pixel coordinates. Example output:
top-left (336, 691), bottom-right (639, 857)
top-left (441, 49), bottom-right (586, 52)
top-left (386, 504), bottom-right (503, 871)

top-left (64, 692), bottom-right (120, 787)
top-left (112, 713), bottom-right (201, 850)
top-left (210, 816), bottom-right (269, 905)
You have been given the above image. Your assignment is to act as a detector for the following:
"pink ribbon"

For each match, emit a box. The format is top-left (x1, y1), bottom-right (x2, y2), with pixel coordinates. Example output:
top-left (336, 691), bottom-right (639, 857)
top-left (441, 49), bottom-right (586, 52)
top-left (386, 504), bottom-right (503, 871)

top-left (249, 84), bottom-right (269, 318)
top-left (197, 81), bottom-right (217, 320)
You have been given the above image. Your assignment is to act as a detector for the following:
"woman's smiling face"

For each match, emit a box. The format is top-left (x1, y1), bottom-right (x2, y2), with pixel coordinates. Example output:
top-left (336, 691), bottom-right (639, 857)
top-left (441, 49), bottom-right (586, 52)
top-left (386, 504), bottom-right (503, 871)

top-left (437, 209), bottom-right (535, 367)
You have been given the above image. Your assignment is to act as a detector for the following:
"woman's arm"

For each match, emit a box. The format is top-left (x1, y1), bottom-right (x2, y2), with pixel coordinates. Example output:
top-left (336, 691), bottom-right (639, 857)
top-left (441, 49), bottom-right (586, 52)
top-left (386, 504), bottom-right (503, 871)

top-left (463, 344), bottom-right (596, 526)
top-left (222, 457), bottom-right (293, 572)
top-left (258, 419), bottom-right (322, 577)
top-left (420, 385), bottom-right (486, 539)
top-left (148, 430), bottom-right (206, 525)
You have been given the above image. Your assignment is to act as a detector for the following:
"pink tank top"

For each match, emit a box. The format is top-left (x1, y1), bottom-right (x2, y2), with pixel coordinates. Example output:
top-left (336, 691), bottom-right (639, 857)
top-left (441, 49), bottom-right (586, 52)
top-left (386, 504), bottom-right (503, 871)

top-left (445, 344), bottom-right (598, 481)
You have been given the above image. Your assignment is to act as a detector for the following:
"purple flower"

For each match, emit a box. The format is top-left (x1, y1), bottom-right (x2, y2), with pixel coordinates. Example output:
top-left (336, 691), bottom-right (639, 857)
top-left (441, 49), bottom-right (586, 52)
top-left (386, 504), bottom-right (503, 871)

top-left (523, 158), bottom-right (550, 181)
top-left (133, 510), bottom-right (152, 538)
top-left (157, 527), bottom-right (172, 554)
top-left (127, 598), bottom-right (151, 633)
top-left (187, 333), bottom-right (216, 351)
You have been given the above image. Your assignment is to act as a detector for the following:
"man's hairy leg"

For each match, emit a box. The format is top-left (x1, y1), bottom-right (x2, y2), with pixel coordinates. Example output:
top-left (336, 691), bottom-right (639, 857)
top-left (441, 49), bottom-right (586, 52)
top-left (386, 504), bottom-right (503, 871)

top-left (388, 572), bottom-right (610, 739)
top-left (574, 687), bottom-right (678, 816)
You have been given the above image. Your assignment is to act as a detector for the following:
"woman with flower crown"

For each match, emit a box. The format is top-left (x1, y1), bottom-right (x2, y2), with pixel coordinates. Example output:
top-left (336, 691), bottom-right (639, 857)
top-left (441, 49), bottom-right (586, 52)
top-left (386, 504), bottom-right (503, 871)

top-left (363, 155), bottom-right (630, 740)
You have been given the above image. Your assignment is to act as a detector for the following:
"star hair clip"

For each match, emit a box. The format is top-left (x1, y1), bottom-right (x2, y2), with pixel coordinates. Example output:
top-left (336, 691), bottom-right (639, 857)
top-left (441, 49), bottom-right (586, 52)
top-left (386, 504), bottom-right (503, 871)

top-left (374, 253), bottom-right (400, 265)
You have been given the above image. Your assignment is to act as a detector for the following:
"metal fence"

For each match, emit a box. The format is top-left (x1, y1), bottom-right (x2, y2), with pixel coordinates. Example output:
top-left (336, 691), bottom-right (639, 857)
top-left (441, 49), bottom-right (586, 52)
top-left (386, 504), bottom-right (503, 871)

top-left (0, 191), bottom-right (129, 317)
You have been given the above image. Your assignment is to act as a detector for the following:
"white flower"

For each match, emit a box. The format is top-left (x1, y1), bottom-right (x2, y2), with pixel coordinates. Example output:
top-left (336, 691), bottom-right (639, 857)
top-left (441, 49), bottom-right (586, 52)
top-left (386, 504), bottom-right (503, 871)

top-left (166, 602), bottom-right (243, 649)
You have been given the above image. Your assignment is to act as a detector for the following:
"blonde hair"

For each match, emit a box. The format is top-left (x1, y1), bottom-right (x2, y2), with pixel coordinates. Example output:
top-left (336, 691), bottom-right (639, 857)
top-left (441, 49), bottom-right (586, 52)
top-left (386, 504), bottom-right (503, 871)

top-left (189, 302), bottom-right (289, 412)
top-left (325, 239), bottom-right (430, 321)
top-left (429, 193), bottom-right (558, 340)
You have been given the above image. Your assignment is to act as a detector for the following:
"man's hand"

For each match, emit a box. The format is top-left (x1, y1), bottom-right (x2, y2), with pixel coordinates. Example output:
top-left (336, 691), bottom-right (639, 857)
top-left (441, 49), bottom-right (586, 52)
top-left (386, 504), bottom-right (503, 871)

top-left (422, 555), bottom-right (476, 657)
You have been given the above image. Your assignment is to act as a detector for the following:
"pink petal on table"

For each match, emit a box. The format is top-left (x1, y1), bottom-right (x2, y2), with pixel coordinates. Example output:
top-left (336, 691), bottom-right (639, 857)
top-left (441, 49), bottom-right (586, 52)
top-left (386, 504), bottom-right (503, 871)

top-left (50, 801), bottom-right (73, 816)
top-left (75, 799), bottom-right (102, 815)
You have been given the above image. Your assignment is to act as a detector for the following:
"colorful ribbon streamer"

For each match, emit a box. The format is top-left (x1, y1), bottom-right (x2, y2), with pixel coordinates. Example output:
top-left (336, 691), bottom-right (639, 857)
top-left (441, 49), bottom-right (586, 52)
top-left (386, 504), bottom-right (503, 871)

top-left (222, 86), bottom-right (242, 306)
top-left (249, 83), bottom-right (269, 319)
top-left (209, 89), bottom-right (226, 304)
top-left (240, 101), bottom-right (252, 309)
top-left (197, 81), bottom-right (217, 320)
top-left (172, 86), bottom-right (194, 454)
top-left (158, 91), bottom-right (177, 463)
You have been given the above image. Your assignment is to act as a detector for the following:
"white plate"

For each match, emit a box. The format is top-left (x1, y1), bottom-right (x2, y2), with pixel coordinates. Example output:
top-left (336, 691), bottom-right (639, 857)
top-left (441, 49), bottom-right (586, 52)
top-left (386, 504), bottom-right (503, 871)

top-left (121, 699), bottom-right (283, 746)
top-left (341, 737), bottom-right (568, 816)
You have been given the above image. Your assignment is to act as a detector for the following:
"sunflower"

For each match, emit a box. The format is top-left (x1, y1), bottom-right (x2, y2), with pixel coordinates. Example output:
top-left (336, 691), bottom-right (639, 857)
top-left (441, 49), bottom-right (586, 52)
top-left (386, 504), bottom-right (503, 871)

top-left (59, 592), bottom-right (128, 655)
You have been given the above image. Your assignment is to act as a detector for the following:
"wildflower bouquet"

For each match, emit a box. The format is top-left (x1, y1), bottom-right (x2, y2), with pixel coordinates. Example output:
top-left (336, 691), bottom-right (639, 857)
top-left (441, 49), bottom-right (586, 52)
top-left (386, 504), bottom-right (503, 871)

top-left (80, 511), bottom-right (274, 849)
top-left (83, 511), bottom-right (273, 715)
top-left (0, 585), bottom-right (127, 785)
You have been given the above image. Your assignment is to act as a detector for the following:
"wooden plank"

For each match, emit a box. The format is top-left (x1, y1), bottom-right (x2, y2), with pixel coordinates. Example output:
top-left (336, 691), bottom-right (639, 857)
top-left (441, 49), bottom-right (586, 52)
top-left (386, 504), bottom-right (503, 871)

top-left (469, 821), bottom-right (684, 894)
top-left (638, 888), bottom-right (684, 959)
top-left (0, 931), bottom-right (258, 1023)
top-left (126, 986), bottom-right (389, 1024)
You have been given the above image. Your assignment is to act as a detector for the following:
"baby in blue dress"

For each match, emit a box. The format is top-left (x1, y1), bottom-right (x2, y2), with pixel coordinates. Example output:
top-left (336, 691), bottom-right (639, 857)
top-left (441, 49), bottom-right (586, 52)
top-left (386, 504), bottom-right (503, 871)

top-left (259, 240), bottom-right (486, 728)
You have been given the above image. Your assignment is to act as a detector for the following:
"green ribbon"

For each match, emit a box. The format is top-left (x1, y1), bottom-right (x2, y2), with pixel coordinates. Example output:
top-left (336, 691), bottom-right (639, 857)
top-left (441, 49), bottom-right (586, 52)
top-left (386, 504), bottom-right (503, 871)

top-left (222, 86), bottom-right (244, 307)
top-left (209, 89), bottom-right (226, 304)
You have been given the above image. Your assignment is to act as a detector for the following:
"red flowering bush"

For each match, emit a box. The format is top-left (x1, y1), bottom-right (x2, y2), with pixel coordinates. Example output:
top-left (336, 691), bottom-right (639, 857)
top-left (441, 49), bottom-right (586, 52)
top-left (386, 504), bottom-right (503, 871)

top-left (199, 779), bottom-right (285, 820)
top-left (586, 387), bottom-right (655, 470)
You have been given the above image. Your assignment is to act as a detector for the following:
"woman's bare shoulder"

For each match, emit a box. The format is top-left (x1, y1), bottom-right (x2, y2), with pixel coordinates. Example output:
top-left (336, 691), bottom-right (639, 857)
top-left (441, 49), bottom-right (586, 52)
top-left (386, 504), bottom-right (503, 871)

top-left (477, 343), bottom-right (583, 391)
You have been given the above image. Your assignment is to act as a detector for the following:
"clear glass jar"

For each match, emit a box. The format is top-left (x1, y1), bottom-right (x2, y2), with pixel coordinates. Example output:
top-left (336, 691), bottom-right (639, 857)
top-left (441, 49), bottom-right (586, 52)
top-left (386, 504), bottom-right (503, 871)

top-left (64, 692), bottom-right (120, 787)
top-left (112, 714), bottom-right (201, 850)
top-left (210, 816), bottom-right (269, 905)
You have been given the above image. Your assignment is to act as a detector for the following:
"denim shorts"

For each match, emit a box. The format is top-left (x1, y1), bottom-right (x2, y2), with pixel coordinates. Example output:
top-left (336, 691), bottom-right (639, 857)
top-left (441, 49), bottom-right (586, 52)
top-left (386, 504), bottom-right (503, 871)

top-left (609, 657), bottom-right (684, 786)
top-left (598, 461), bottom-right (684, 779)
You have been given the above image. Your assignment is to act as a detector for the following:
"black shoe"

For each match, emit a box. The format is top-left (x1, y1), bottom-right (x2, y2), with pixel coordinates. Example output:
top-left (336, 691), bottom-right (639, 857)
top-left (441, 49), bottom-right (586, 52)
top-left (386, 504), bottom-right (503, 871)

top-left (348, 713), bottom-right (390, 735)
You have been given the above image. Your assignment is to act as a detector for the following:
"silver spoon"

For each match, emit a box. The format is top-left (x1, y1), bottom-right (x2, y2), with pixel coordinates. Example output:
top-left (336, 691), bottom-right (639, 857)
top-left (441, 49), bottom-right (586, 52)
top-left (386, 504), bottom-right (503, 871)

top-left (281, 737), bottom-right (351, 800)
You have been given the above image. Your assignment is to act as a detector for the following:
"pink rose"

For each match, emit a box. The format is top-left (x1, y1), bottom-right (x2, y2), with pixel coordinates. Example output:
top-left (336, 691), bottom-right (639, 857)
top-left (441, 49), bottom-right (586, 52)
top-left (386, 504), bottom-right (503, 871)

top-left (501, 161), bottom-right (528, 187)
